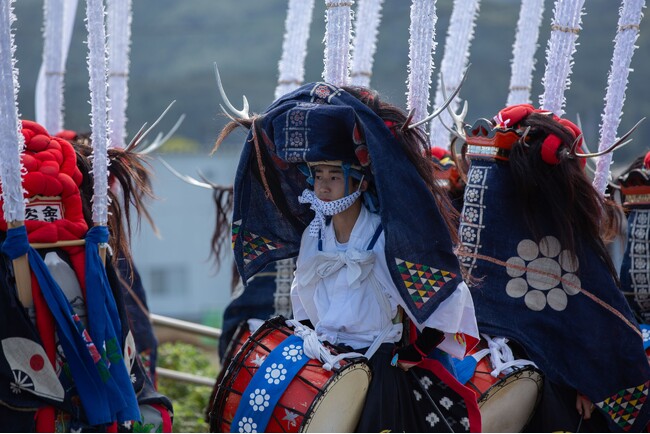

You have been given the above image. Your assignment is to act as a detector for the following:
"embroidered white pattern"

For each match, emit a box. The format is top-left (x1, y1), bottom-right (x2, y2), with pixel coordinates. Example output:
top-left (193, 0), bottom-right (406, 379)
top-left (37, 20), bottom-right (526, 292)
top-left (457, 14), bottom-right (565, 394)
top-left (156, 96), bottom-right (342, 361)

top-left (237, 417), bottom-right (258, 433)
top-left (628, 210), bottom-right (650, 317)
top-left (426, 412), bottom-right (440, 427)
top-left (458, 165), bottom-right (490, 274)
top-left (282, 344), bottom-right (303, 362)
top-left (439, 396), bottom-right (453, 410)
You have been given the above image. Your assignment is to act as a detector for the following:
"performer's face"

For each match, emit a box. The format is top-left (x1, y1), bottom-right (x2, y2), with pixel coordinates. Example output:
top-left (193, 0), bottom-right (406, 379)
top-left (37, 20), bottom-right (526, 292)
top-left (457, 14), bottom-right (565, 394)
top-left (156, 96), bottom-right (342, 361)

top-left (313, 165), bottom-right (348, 201)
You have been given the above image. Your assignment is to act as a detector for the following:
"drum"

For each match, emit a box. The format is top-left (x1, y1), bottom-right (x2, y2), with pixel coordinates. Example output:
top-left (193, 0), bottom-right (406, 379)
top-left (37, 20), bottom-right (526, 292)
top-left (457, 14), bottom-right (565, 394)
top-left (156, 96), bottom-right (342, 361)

top-left (210, 316), bottom-right (371, 433)
top-left (464, 341), bottom-right (543, 433)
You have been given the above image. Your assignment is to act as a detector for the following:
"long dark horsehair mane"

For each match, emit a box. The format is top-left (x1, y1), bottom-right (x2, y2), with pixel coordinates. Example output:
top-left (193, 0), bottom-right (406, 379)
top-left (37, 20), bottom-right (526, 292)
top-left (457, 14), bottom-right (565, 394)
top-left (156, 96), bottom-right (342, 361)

top-left (507, 113), bottom-right (620, 285)
top-left (72, 138), bottom-right (156, 271)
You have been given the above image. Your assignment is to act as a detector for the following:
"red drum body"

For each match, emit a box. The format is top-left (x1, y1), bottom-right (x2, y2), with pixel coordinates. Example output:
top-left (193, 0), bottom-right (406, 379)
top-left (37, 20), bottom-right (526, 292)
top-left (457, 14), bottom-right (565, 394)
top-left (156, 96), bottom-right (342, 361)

top-left (210, 317), bottom-right (371, 433)
top-left (465, 342), bottom-right (543, 433)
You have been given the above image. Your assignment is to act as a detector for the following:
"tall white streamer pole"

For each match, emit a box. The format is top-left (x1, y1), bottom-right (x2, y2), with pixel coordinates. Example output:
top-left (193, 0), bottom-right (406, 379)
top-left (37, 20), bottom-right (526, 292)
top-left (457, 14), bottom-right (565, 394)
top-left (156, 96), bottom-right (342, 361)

top-left (350, 0), bottom-right (384, 87)
top-left (429, 0), bottom-right (481, 149)
top-left (593, 0), bottom-right (646, 196)
top-left (107, 0), bottom-right (132, 148)
top-left (0, 0), bottom-right (25, 224)
top-left (86, 0), bottom-right (110, 225)
top-left (507, 0), bottom-right (545, 106)
top-left (275, 0), bottom-right (316, 99)
top-left (323, 0), bottom-right (354, 86)
top-left (539, 0), bottom-right (586, 116)
top-left (405, 0), bottom-right (437, 125)
top-left (35, 0), bottom-right (79, 132)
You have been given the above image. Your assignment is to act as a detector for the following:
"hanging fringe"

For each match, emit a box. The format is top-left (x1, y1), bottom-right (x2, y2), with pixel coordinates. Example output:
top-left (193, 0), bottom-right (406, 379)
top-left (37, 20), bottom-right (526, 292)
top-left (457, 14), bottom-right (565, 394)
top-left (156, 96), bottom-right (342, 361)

top-left (350, 0), bottom-right (384, 87)
top-left (323, 0), bottom-right (354, 86)
top-left (507, 0), bottom-right (545, 106)
top-left (593, 0), bottom-right (646, 196)
top-left (86, 0), bottom-right (111, 225)
top-left (539, 0), bottom-right (586, 116)
top-left (429, 0), bottom-right (481, 149)
top-left (0, 0), bottom-right (26, 223)
top-left (107, 0), bottom-right (133, 148)
top-left (275, 0), bottom-right (316, 99)
top-left (406, 0), bottom-right (437, 125)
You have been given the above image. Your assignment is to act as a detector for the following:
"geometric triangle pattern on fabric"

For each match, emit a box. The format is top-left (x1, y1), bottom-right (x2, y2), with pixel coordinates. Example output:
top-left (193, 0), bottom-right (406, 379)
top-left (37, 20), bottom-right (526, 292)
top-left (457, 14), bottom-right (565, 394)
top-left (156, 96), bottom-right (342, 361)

top-left (395, 258), bottom-right (456, 309)
top-left (233, 220), bottom-right (284, 265)
top-left (595, 380), bottom-right (650, 432)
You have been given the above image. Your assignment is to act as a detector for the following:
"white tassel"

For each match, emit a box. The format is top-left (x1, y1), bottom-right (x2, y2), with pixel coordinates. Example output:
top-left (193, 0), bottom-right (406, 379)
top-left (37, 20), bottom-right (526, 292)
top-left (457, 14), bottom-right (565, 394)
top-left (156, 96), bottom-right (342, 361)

top-left (86, 0), bottom-right (111, 225)
top-left (593, 0), bottom-right (646, 196)
top-left (107, 0), bottom-right (132, 148)
top-left (507, 0), bottom-right (545, 106)
top-left (539, 0), bottom-right (586, 116)
top-left (275, 0), bottom-right (316, 99)
top-left (35, 0), bottom-right (79, 132)
top-left (429, 0), bottom-right (481, 148)
top-left (406, 0), bottom-right (437, 124)
top-left (0, 0), bottom-right (25, 223)
top-left (323, 0), bottom-right (354, 86)
top-left (350, 0), bottom-right (384, 87)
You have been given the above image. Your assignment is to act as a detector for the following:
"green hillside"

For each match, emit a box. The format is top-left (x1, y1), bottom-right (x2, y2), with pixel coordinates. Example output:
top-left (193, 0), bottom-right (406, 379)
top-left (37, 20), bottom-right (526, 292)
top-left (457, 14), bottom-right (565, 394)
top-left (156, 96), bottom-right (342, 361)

top-left (12, 0), bottom-right (650, 169)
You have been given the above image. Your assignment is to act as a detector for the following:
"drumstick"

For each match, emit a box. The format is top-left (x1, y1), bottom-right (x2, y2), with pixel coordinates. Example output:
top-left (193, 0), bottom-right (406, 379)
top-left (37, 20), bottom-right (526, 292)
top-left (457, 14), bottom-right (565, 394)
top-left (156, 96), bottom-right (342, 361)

top-left (407, 369), bottom-right (455, 433)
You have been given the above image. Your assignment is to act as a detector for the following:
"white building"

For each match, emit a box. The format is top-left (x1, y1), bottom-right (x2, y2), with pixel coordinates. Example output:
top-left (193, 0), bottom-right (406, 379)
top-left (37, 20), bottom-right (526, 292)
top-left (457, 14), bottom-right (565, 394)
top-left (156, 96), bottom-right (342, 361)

top-left (130, 147), bottom-right (241, 323)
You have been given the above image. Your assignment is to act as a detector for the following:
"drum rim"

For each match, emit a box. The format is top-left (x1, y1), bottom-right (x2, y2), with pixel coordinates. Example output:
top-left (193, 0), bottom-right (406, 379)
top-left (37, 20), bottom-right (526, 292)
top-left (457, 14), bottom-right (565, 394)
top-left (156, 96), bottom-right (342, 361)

top-left (300, 360), bottom-right (372, 432)
top-left (477, 366), bottom-right (544, 432)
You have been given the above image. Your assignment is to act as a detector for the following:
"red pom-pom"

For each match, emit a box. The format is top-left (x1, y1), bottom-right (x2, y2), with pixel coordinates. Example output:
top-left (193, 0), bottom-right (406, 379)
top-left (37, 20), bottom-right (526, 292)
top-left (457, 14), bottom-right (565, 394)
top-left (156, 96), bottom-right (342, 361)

top-left (56, 130), bottom-right (78, 141)
top-left (495, 104), bottom-right (536, 128)
top-left (21, 154), bottom-right (40, 172)
top-left (541, 134), bottom-right (562, 165)
top-left (430, 146), bottom-right (449, 161)
top-left (21, 120), bottom-right (48, 136)
top-left (644, 151), bottom-right (650, 170)
top-left (29, 135), bottom-right (51, 152)
top-left (23, 172), bottom-right (47, 196)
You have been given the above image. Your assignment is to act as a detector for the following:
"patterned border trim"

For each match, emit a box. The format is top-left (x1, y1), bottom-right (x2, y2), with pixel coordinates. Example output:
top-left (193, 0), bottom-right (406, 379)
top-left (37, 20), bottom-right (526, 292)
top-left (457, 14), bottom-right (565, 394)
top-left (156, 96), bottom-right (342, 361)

top-left (458, 166), bottom-right (490, 274)
top-left (628, 210), bottom-right (650, 314)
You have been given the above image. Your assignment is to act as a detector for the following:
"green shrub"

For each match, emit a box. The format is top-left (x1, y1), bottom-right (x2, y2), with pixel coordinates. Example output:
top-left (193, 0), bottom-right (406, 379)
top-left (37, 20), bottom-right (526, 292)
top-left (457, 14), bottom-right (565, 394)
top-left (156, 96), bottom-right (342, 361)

top-left (157, 342), bottom-right (219, 433)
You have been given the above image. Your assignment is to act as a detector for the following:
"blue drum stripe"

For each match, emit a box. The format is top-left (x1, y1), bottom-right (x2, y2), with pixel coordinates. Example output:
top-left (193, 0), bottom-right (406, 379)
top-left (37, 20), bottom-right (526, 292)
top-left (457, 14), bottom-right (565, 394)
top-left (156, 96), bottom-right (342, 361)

top-left (231, 334), bottom-right (309, 432)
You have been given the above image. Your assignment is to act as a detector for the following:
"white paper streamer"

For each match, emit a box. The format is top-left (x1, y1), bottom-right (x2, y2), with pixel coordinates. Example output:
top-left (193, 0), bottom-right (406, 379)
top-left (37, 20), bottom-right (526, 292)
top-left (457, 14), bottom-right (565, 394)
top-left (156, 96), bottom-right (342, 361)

top-left (275, 0), bottom-right (316, 99)
top-left (107, 0), bottom-right (132, 148)
top-left (35, 0), bottom-right (79, 132)
top-left (85, 0), bottom-right (111, 225)
top-left (429, 0), bottom-right (481, 148)
top-left (323, 0), bottom-right (354, 86)
top-left (539, 0), bottom-right (586, 116)
top-left (405, 0), bottom-right (437, 124)
top-left (0, 0), bottom-right (25, 223)
top-left (593, 0), bottom-right (646, 196)
top-left (507, 0), bottom-right (545, 106)
top-left (350, 0), bottom-right (384, 87)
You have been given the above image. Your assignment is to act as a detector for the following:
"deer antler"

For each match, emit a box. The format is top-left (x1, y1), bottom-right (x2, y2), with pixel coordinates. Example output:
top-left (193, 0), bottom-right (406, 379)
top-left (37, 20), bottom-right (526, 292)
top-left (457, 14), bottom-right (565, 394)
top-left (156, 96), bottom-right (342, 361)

top-left (215, 63), bottom-right (250, 120)
top-left (408, 66), bottom-right (470, 130)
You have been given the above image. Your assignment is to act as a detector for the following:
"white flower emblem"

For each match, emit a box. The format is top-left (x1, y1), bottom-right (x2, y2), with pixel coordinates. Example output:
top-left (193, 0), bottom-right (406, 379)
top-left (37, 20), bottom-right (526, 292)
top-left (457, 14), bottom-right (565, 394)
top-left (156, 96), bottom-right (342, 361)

top-left (464, 207), bottom-right (479, 224)
top-left (439, 396), bottom-right (453, 410)
top-left (638, 213), bottom-right (649, 224)
top-left (460, 417), bottom-right (470, 431)
top-left (249, 388), bottom-right (270, 412)
top-left (413, 390), bottom-right (422, 401)
top-left (465, 188), bottom-right (480, 203)
top-left (426, 412), bottom-right (440, 427)
top-left (635, 258), bottom-right (648, 270)
top-left (461, 226), bottom-right (477, 243)
top-left (505, 236), bottom-right (580, 311)
top-left (264, 363), bottom-right (287, 385)
top-left (634, 242), bottom-right (647, 254)
top-left (420, 375), bottom-right (433, 390)
top-left (238, 417), bottom-right (258, 433)
top-left (469, 170), bottom-right (484, 184)
top-left (282, 344), bottom-right (303, 362)
top-left (635, 273), bottom-right (648, 285)
top-left (643, 328), bottom-right (650, 343)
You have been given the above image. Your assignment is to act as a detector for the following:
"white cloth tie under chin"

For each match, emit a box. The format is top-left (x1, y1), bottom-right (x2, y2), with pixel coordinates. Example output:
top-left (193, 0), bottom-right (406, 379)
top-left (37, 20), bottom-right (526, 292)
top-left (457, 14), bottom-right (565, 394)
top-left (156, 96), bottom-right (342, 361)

top-left (298, 189), bottom-right (362, 238)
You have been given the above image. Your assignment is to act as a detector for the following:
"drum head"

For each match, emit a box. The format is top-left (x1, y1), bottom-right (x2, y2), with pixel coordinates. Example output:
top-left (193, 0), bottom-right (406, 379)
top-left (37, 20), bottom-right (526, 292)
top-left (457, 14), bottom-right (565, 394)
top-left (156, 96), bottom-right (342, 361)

top-left (478, 367), bottom-right (543, 433)
top-left (301, 362), bottom-right (371, 433)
